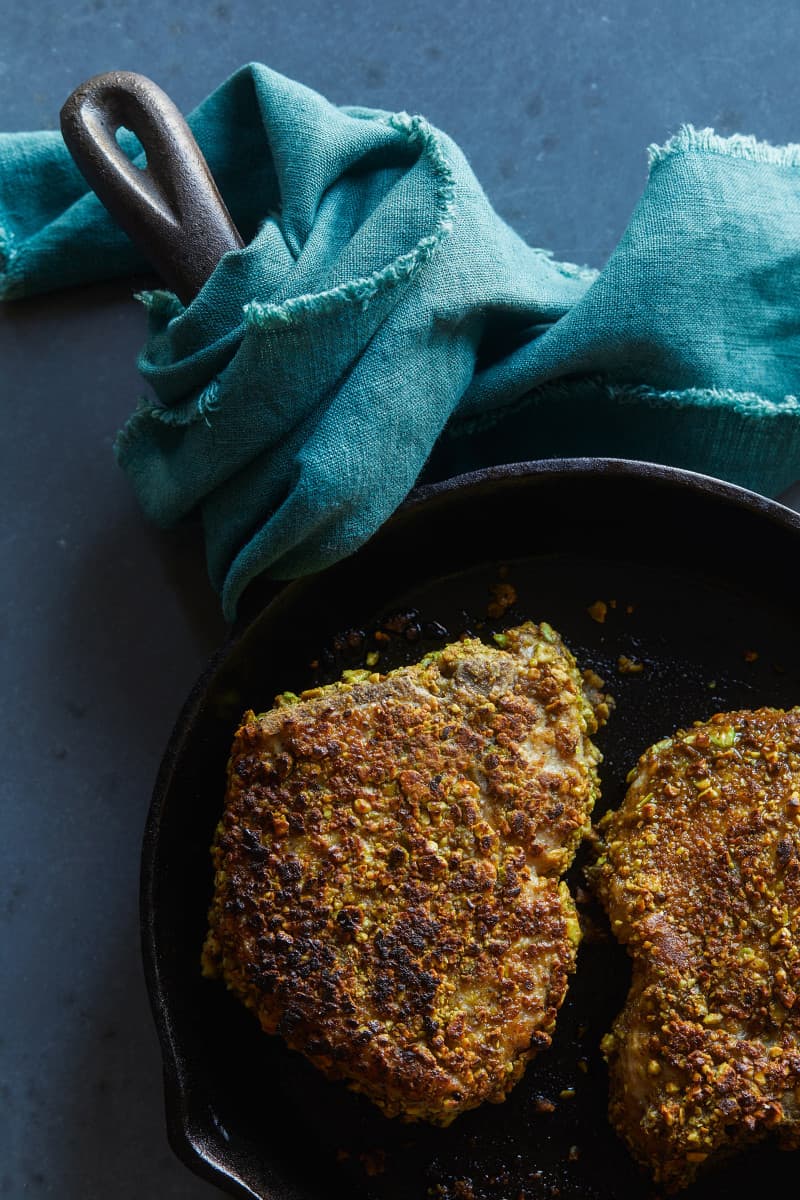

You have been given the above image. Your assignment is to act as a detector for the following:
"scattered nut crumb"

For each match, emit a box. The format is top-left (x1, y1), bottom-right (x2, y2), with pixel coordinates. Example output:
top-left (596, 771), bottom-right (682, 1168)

top-left (625, 604), bottom-right (635, 614)
top-left (568, 1145), bottom-right (580, 1161)
top-left (365, 650), bottom-right (380, 667)
top-left (383, 613), bottom-right (407, 633)
top-left (559, 1087), bottom-right (576, 1100)
top-left (617, 655), bottom-right (644, 675)
top-left (533, 1096), bottom-right (556, 1114)
top-left (487, 581), bottom-right (518, 618)
top-left (359, 1148), bottom-right (387, 1176)
top-left (743, 649), bottom-right (759, 663)
top-left (582, 668), bottom-right (606, 692)
top-left (578, 911), bottom-right (609, 943)
top-left (587, 600), bottom-right (607, 624)
top-left (441, 1178), bottom-right (477, 1200)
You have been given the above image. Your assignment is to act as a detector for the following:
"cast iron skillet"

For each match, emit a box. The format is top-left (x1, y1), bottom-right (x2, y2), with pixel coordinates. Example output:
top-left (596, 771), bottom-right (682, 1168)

top-left (61, 75), bottom-right (800, 1200)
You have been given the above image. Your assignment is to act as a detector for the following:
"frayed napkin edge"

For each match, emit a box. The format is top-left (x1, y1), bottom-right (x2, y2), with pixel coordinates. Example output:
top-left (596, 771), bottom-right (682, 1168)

top-left (649, 124), bottom-right (800, 170)
top-left (450, 378), bottom-right (800, 438)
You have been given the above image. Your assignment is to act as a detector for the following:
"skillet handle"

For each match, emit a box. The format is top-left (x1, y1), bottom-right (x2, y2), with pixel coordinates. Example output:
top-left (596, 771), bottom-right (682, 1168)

top-left (60, 71), bottom-right (244, 305)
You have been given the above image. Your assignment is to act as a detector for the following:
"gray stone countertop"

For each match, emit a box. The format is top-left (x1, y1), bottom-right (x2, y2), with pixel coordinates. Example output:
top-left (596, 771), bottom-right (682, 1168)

top-left (2, 2), bottom-right (798, 1196)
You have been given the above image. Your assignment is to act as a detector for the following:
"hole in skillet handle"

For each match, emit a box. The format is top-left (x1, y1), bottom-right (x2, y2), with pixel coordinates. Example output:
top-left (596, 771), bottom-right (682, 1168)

top-left (113, 124), bottom-right (148, 168)
top-left (60, 70), bottom-right (244, 305)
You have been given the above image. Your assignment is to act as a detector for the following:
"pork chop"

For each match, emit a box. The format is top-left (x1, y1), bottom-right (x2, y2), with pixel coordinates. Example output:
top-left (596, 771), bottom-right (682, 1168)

top-left (203, 621), bottom-right (607, 1123)
top-left (592, 708), bottom-right (800, 1189)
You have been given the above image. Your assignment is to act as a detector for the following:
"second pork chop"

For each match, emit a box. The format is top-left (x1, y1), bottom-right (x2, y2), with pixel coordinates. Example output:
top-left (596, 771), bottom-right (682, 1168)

top-left (592, 708), bottom-right (800, 1189)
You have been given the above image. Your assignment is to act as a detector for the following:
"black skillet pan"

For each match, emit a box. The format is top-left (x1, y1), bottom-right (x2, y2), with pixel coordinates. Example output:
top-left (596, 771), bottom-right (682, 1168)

top-left (61, 75), bottom-right (800, 1200)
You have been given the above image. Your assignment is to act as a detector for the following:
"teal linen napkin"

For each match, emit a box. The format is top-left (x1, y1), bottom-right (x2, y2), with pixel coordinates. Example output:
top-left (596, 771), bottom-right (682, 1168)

top-left (2, 64), bottom-right (799, 618)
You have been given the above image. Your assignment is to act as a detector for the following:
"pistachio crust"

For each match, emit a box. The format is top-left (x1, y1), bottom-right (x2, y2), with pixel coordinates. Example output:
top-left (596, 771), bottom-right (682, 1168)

top-left (592, 708), bottom-right (800, 1189)
top-left (203, 623), bottom-right (604, 1123)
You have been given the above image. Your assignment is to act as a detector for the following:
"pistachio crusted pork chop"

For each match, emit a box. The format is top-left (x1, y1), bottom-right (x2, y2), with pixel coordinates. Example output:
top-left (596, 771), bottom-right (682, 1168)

top-left (592, 708), bottom-right (800, 1190)
top-left (203, 622), bottom-right (607, 1124)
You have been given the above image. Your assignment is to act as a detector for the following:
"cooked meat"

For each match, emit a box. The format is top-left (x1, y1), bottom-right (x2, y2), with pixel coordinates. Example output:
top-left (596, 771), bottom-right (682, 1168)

top-left (591, 708), bottom-right (800, 1190)
top-left (202, 622), bottom-right (606, 1124)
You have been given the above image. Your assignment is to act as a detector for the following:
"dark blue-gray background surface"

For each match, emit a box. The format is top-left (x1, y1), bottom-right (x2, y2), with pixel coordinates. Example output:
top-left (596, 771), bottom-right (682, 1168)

top-left (2, 3), bottom-right (799, 1196)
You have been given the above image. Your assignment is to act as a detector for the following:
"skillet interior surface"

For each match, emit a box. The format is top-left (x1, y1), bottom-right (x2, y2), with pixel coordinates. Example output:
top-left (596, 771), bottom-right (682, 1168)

top-left (142, 459), bottom-right (800, 1200)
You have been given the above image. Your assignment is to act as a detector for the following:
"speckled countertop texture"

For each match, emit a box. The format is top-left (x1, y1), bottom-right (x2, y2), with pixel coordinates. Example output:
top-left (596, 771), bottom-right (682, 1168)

top-left (2, 2), bottom-right (799, 1196)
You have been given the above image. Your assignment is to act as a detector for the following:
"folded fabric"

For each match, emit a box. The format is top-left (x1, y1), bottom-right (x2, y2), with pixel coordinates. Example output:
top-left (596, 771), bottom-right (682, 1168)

top-left (2, 64), bottom-right (799, 619)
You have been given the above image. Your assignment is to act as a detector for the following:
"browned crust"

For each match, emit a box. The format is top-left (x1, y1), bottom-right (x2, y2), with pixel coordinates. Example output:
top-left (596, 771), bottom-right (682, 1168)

top-left (203, 623), bottom-right (603, 1123)
top-left (591, 708), bottom-right (800, 1189)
